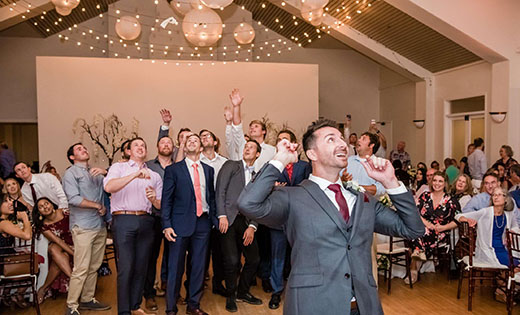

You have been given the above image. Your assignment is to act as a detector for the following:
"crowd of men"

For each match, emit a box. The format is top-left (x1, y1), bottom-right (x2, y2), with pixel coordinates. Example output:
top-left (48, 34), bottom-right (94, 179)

top-left (0, 88), bottom-right (515, 315)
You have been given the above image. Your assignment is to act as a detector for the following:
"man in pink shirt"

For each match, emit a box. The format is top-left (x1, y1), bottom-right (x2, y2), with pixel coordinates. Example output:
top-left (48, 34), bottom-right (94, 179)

top-left (104, 137), bottom-right (163, 315)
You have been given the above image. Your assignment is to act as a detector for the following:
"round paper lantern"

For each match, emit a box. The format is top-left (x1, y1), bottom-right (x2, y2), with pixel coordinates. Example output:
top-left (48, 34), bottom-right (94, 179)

top-left (52, 0), bottom-right (80, 10)
top-left (115, 16), bottom-right (142, 41)
top-left (182, 7), bottom-right (223, 47)
top-left (55, 5), bottom-right (72, 16)
top-left (200, 0), bottom-right (233, 9)
top-left (301, 6), bottom-right (323, 25)
top-left (170, 0), bottom-right (204, 16)
top-left (233, 23), bottom-right (255, 44)
top-left (301, 0), bottom-right (328, 10)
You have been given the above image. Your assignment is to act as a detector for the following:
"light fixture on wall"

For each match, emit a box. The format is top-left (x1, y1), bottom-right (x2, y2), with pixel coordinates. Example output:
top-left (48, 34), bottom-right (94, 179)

top-left (489, 111), bottom-right (507, 123)
top-left (413, 119), bottom-right (425, 129)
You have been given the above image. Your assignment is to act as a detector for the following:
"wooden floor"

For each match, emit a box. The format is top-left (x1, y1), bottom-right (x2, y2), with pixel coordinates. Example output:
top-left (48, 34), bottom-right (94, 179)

top-left (5, 260), bottom-right (516, 315)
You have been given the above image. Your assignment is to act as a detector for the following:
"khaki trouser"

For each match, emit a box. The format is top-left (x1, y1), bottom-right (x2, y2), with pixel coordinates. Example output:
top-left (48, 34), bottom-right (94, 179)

top-left (66, 226), bottom-right (107, 309)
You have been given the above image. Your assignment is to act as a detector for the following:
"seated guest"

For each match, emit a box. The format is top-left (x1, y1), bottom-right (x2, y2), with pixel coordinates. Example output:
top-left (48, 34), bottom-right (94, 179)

top-left (495, 145), bottom-right (518, 178)
top-left (492, 161), bottom-right (507, 188)
top-left (407, 171), bottom-right (460, 284)
top-left (217, 139), bottom-right (263, 312)
top-left (392, 160), bottom-right (410, 187)
top-left (3, 177), bottom-right (32, 212)
top-left (416, 162), bottom-right (427, 170)
top-left (430, 160), bottom-right (440, 171)
top-left (450, 174), bottom-right (474, 209)
top-left (0, 197), bottom-right (32, 308)
top-left (412, 168), bottom-right (427, 194)
top-left (33, 197), bottom-right (74, 304)
top-left (415, 168), bottom-right (436, 201)
top-left (455, 187), bottom-right (519, 302)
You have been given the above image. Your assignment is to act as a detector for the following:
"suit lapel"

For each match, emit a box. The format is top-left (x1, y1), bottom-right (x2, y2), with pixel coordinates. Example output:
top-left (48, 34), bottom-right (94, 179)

top-left (237, 161), bottom-right (246, 187)
top-left (301, 180), bottom-right (349, 241)
top-left (347, 188), bottom-right (365, 241)
top-left (291, 162), bottom-right (303, 185)
top-left (180, 159), bottom-right (195, 196)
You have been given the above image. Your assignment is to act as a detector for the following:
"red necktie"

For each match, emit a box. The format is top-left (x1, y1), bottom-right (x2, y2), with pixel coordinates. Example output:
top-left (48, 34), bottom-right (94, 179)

top-left (285, 163), bottom-right (293, 182)
top-left (328, 184), bottom-right (350, 223)
top-left (192, 163), bottom-right (203, 217)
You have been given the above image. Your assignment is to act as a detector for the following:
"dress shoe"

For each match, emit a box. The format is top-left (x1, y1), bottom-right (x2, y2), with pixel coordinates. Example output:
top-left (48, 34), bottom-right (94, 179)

top-left (186, 307), bottom-right (209, 315)
top-left (269, 293), bottom-right (281, 309)
top-left (131, 308), bottom-right (153, 315)
top-left (237, 292), bottom-right (262, 305)
top-left (145, 297), bottom-right (158, 311)
top-left (261, 279), bottom-right (274, 293)
top-left (225, 297), bottom-right (238, 312)
top-left (165, 312), bottom-right (177, 315)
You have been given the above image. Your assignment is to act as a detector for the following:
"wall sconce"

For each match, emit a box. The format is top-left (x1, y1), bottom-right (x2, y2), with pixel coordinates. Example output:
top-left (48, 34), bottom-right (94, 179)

top-left (413, 119), bottom-right (425, 129)
top-left (489, 111), bottom-right (507, 123)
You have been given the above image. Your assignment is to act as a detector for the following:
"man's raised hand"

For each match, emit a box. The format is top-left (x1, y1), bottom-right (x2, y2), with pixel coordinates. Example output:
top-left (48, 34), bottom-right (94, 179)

top-left (160, 109), bottom-right (172, 125)
top-left (229, 89), bottom-right (244, 108)
top-left (360, 155), bottom-right (399, 189)
top-left (273, 139), bottom-right (299, 167)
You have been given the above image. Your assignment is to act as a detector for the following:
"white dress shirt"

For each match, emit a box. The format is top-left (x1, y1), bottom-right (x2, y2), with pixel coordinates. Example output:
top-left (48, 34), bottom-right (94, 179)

top-left (228, 123), bottom-right (277, 172)
top-left (185, 157), bottom-right (209, 213)
top-left (21, 173), bottom-right (69, 209)
top-left (200, 152), bottom-right (228, 188)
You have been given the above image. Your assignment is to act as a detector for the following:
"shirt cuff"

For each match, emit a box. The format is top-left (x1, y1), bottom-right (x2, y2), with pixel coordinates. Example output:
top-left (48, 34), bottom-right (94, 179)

top-left (231, 122), bottom-right (243, 130)
top-left (386, 182), bottom-right (407, 195)
top-left (248, 224), bottom-right (257, 231)
top-left (161, 125), bottom-right (169, 130)
top-left (269, 160), bottom-right (284, 173)
top-left (218, 215), bottom-right (227, 219)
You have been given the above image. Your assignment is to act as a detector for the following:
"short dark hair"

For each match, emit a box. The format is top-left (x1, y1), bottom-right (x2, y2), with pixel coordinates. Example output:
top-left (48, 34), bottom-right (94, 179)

top-left (511, 164), bottom-right (520, 177)
top-left (483, 171), bottom-right (499, 182)
top-left (186, 133), bottom-right (201, 144)
top-left (177, 128), bottom-right (192, 142)
top-left (392, 159), bottom-right (402, 170)
top-left (13, 161), bottom-right (29, 170)
top-left (443, 157), bottom-right (453, 167)
top-left (350, 133), bottom-right (357, 137)
top-left (473, 137), bottom-right (484, 147)
top-left (199, 129), bottom-right (217, 142)
top-left (277, 129), bottom-right (297, 143)
top-left (361, 132), bottom-right (380, 154)
top-left (249, 120), bottom-right (267, 139)
top-left (129, 137), bottom-right (147, 149)
top-left (302, 119), bottom-right (338, 153)
top-left (431, 160), bottom-right (439, 168)
top-left (120, 139), bottom-right (130, 154)
top-left (66, 142), bottom-right (83, 165)
top-left (246, 139), bottom-right (262, 154)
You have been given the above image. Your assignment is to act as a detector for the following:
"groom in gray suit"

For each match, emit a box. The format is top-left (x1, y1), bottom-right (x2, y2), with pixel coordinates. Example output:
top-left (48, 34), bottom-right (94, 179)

top-left (238, 119), bottom-right (424, 315)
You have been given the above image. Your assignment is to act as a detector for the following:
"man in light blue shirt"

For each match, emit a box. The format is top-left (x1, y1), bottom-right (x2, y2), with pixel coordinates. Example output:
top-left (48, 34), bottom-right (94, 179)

top-left (463, 172), bottom-right (520, 224)
top-left (345, 132), bottom-right (385, 197)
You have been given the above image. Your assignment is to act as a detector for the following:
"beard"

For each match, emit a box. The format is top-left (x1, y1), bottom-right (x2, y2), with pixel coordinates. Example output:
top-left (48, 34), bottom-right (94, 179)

top-left (159, 148), bottom-right (173, 157)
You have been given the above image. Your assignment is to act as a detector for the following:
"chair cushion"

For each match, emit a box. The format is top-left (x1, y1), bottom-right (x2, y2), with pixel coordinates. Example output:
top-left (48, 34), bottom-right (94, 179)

top-left (377, 243), bottom-right (408, 255)
top-left (460, 256), bottom-right (508, 269)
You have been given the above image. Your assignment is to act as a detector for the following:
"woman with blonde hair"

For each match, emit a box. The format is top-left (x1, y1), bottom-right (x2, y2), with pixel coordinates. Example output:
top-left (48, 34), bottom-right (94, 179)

top-left (450, 174), bottom-right (474, 209)
top-left (3, 178), bottom-right (32, 213)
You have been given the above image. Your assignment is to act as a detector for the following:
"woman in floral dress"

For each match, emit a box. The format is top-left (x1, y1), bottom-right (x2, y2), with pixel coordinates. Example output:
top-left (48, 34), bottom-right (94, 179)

top-left (406, 171), bottom-right (460, 284)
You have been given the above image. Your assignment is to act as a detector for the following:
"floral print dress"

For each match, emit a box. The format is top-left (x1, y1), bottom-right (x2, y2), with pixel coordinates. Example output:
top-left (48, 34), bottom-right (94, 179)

top-left (409, 191), bottom-right (461, 258)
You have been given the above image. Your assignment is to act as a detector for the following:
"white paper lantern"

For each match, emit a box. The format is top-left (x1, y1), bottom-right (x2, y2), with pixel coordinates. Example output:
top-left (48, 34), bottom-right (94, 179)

top-left (301, 6), bottom-right (323, 25)
top-left (301, 0), bottom-right (328, 10)
top-left (52, 0), bottom-right (80, 10)
top-left (115, 16), bottom-right (142, 41)
top-left (55, 6), bottom-right (72, 16)
top-left (182, 7), bottom-right (223, 47)
top-left (170, 0), bottom-right (204, 16)
top-left (233, 23), bottom-right (255, 44)
top-left (200, 0), bottom-right (233, 9)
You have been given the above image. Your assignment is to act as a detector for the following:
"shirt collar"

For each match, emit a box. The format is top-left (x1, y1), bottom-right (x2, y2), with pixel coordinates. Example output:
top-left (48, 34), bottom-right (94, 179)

top-left (128, 159), bottom-right (147, 168)
top-left (73, 163), bottom-right (88, 170)
top-left (354, 154), bottom-right (374, 162)
top-left (309, 174), bottom-right (343, 192)
top-left (201, 153), bottom-right (221, 163)
top-left (185, 157), bottom-right (200, 168)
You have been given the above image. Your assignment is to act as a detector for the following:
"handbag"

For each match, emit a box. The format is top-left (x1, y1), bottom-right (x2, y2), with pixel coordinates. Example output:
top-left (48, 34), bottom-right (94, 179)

top-left (2, 253), bottom-right (39, 277)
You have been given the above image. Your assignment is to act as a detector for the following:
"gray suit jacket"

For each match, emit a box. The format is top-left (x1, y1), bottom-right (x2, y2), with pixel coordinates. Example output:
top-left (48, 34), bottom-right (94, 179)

top-left (238, 164), bottom-right (424, 315)
top-left (216, 160), bottom-right (258, 229)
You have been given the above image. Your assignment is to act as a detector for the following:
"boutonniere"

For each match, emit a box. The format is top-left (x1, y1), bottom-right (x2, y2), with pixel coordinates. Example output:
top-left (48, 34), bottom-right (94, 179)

top-left (344, 180), bottom-right (366, 193)
top-left (379, 193), bottom-right (395, 209)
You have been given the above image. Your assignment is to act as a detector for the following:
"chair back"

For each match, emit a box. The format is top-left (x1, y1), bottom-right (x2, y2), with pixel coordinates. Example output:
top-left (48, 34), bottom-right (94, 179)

top-left (0, 226), bottom-right (38, 278)
top-left (457, 221), bottom-right (476, 266)
top-left (506, 229), bottom-right (520, 274)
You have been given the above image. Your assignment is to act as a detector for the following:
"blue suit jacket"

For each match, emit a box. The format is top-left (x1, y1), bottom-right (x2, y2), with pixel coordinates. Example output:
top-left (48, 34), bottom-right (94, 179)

top-left (278, 160), bottom-right (312, 186)
top-left (161, 159), bottom-right (218, 237)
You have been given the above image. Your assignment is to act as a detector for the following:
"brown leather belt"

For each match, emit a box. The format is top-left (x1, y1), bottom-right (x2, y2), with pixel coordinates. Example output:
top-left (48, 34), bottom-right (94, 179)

top-left (351, 301), bottom-right (358, 310)
top-left (112, 210), bottom-right (149, 216)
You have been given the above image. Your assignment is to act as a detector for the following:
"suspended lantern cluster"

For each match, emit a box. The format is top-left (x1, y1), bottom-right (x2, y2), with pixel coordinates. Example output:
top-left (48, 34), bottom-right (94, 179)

top-left (300, 0), bottom-right (328, 26)
top-left (52, 0), bottom-right (80, 16)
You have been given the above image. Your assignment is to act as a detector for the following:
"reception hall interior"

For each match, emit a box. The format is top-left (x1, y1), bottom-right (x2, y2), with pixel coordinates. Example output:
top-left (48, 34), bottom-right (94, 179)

top-left (1, 0), bottom-right (520, 314)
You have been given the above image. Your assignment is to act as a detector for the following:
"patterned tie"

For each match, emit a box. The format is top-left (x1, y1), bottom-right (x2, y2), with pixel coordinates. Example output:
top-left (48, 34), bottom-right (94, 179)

top-left (328, 184), bottom-right (350, 223)
top-left (29, 183), bottom-right (38, 204)
top-left (192, 163), bottom-right (203, 217)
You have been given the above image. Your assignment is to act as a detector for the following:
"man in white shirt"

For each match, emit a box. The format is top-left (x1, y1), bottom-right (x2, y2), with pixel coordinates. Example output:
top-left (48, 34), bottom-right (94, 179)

top-left (14, 161), bottom-right (68, 208)
top-left (468, 137), bottom-right (487, 184)
top-left (225, 89), bottom-right (276, 171)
